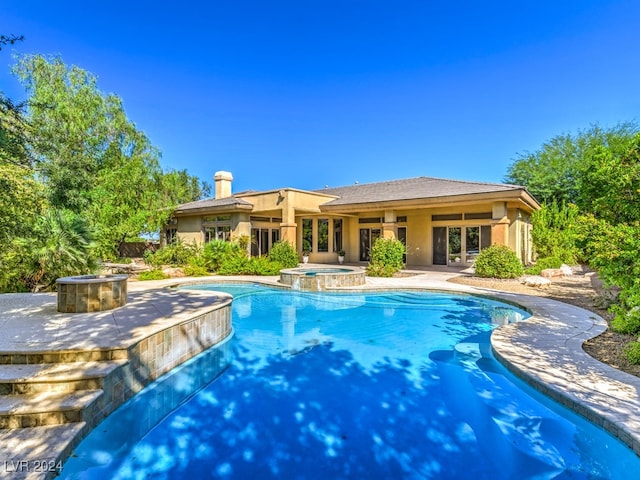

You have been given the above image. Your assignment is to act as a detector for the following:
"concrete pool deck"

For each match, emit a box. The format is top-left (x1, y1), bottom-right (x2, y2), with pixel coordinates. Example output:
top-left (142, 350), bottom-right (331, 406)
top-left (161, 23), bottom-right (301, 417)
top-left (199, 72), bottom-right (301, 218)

top-left (1, 270), bottom-right (640, 478)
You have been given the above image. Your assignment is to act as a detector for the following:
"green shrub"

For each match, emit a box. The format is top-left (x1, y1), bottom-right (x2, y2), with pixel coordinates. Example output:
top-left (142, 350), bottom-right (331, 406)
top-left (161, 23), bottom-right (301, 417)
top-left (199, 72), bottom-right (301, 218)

top-left (623, 340), bottom-right (640, 365)
top-left (366, 238), bottom-right (405, 277)
top-left (137, 269), bottom-right (169, 281)
top-left (268, 241), bottom-right (299, 268)
top-left (612, 305), bottom-right (640, 335)
top-left (217, 254), bottom-right (251, 275)
top-left (248, 257), bottom-right (283, 275)
top-left (183, 264), bottom-right (210, 277)
top-left (144, 238), bottom-right (200, 267)
top-left (366, 263), bottom-right (397, 277)
top-left (474, 244), bottom-right (524, 279)
top-left (525, 256), bottom-right (563, 275)
top-left (202, 240), bottom-right (244, 272)
top-left (588, 222), bottom-right (640, 335)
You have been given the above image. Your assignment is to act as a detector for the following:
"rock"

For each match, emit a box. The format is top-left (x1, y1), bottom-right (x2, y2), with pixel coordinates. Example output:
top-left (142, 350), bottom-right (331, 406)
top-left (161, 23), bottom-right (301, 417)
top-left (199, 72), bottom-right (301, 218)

top-left (521, 275), bottom-right (551, 288)
top-left (162, 267), bottom-right (185, 277)
top-left (540, 265), bottom-right (573, 278)
top-left (560, 264), bottom-right (573, 276)
top-left (540, 268), bottom-right (564, 278)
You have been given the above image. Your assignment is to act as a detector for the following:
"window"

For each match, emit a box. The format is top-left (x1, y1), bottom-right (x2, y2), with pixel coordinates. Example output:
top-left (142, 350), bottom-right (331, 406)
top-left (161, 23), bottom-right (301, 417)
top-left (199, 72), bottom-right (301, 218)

top-left (466, 226), bottom-right (480, 260)
top-left (202, 215), bottom-right (232, 243)
top-left (302, 219), bottom-right (313, 252)
top-left (359, 217), bottom-right (382, 224)
top-left (203, 215), bottom-right (230, 222)
top-left (317, 219), bottom-right (329, 252)
top-left (360, 228), bottom-right (381, 261)
top-left (333, 219), bottom-right (343, 252)
top-left (396, 216), bottom-right (407, 223)
top-left (251, 228), bottom-right (278, 256)
top-left (204, 225), bottom-right (231, 242)
top-left (432, 214), bottom-right (462, 221)
top-left (464, 212), bottom-right (492, 220)
top-left (448, 227), bottom-right (461, 264)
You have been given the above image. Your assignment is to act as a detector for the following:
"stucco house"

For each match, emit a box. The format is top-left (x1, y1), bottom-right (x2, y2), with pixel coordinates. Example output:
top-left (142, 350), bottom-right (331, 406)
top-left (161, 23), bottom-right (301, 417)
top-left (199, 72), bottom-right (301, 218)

top-left (165, 171), bottom-right (540, 267)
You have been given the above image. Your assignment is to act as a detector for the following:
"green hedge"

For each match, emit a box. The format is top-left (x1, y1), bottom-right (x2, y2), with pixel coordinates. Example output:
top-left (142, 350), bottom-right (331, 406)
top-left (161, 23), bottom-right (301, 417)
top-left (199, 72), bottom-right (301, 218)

top-left (474, 244), bottom-right (524, 279)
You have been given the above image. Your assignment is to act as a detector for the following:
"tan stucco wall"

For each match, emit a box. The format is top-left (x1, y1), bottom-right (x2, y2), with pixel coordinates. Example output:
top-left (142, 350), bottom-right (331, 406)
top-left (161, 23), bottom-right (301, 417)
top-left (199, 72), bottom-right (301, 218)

top-left (170, 187), bottom-right (538, 266)
top-left (177, 216), bottom-right (203, 244)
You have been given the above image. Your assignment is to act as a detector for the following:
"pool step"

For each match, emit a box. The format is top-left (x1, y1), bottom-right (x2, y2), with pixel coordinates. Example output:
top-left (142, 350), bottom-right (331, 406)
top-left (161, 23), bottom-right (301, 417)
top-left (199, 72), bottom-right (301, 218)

top-left (0, 390), bottom-right (103, 429)
top-left (0, 360), bottom-right (128, 395)
top-left (0, 358), bottom-right (130, 432)
top-left (0, 422), bottom-right (87, 476)
top-left (0, 348), bottom-right (128, 365)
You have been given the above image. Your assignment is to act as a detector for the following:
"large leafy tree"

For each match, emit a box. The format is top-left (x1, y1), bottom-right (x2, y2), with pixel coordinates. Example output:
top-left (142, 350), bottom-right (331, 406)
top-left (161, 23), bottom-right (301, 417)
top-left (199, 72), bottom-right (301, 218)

top-left (13, 54), bottom-right (208, 258)
top-left (576, 132), bottom-right (640, 225)
top-left (13, 55), bottom-right (127, 212)
top-left (1, 33), bottom-right (30, 168)
top-left (504, 122), bottom-right (639, 206)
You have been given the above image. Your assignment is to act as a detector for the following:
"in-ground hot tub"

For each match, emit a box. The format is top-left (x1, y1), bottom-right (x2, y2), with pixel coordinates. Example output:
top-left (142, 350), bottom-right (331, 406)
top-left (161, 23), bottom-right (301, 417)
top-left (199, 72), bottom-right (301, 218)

top-left (56, 274), bottom-right (128, 313)
top-left (280, 266), bottom-right (366, 291)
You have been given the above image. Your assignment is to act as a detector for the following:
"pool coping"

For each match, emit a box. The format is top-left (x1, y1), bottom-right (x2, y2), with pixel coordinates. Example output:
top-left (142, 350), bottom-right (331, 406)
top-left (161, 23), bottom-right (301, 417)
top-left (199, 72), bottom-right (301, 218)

top-left (2, 271), bottom-right (640, 479)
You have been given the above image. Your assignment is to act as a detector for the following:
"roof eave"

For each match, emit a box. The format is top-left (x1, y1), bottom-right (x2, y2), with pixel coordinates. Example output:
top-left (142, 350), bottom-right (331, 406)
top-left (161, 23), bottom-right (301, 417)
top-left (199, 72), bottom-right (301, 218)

top-left (174, 203), bottom-right (254, 216)
top-left (320, 189), bottom-right (540, 213)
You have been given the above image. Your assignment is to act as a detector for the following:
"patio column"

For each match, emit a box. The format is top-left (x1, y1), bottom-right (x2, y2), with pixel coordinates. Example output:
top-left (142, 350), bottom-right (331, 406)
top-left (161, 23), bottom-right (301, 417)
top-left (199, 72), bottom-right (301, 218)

top-left (490, 202), bottom-right (510, 247)
top-left (383, 210), bottom-right (397, 240)
top-left (280, 194), bottom-right (297, 249)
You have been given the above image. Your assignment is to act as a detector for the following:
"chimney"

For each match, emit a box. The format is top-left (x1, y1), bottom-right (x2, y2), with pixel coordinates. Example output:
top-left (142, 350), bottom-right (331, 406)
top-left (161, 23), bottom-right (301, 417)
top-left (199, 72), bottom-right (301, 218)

top-left (214, 171), bottom-right (233, 199)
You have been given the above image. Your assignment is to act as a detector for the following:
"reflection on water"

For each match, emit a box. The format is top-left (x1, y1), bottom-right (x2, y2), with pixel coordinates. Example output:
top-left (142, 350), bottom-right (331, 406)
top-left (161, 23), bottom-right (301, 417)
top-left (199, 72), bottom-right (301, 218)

top-left (60, 285), bottom-right (638, 480)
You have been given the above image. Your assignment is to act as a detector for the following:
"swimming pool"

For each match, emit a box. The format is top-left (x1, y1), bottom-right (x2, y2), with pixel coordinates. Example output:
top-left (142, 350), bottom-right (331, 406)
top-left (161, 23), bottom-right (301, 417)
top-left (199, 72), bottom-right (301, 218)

top-left (60, 284), bottom-right (640, 479)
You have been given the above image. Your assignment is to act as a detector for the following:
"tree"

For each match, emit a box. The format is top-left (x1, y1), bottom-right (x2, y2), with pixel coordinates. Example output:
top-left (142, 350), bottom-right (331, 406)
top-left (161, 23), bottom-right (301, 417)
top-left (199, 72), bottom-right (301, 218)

top-left (13, 54), bottom-right (207, 258)
top-left (0, 33), bottom-right (30, 168)
top-left (0, 163), bottom-right (45, 239)
top-left (530, 201), bottom-right (580, 263)
top-left (13, 54), bottom-right (117, 212)
top-left (0, 34), bottom-right (24, 50)
top-left (505, 122), bottom-right (639, 206)
top-left (576, 132), bottom-right (640, 225)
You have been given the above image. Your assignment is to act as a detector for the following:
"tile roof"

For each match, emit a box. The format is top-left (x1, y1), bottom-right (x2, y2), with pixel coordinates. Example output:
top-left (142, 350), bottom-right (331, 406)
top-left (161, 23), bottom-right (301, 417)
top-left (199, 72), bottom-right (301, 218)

top-left (315, 176), bottom-right (526, 206)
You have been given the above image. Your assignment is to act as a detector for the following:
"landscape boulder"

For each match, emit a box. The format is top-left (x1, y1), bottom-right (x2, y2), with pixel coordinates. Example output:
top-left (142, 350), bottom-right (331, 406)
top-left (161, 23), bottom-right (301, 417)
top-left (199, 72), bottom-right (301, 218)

top-left (521, 275), bottom-right (552, 288)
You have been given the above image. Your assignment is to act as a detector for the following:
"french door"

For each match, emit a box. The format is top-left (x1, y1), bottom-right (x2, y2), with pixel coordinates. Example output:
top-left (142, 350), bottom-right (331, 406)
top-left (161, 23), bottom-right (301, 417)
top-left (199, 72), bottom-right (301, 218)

top-left (359, 228), bottom-right (381, 261)
top-left (433, 226), bottom-right (491, 265)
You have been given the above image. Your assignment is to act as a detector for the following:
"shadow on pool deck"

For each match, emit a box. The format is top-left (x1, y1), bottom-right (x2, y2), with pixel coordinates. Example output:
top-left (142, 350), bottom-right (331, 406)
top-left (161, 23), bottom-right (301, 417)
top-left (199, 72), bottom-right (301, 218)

top-left (1, 270), bottom-right (640, 479)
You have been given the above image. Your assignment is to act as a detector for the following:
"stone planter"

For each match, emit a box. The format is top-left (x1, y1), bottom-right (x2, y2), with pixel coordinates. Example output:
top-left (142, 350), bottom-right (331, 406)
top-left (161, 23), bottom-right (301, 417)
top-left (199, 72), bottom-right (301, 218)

top-left (56, 274), bottom-right (128, 313)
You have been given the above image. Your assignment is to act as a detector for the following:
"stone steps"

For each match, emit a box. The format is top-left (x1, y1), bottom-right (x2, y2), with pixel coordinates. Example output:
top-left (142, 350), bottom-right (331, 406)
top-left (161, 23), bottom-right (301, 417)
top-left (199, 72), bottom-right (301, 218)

top-left (0, 348), bottom-right (128, 365)
top-left (0, 360), bottom-right (128, 395)
top-left (0, 356), bottom-right (130, 433)
top-left (0, 390), bottom-right (103, 429)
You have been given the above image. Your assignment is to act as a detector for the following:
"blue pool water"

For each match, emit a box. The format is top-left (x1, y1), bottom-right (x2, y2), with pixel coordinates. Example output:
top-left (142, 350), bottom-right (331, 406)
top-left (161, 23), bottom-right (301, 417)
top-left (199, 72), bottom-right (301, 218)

top-left (61, 284), bottom-right (640, 479)
top-left (294, 268), bottom-right (354, 275)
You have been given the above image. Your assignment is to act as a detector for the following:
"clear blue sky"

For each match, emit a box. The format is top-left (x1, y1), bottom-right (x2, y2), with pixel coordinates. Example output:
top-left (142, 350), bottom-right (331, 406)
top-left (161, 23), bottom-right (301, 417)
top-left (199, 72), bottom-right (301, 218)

top-left (1, 1), bottom-right (639, 193)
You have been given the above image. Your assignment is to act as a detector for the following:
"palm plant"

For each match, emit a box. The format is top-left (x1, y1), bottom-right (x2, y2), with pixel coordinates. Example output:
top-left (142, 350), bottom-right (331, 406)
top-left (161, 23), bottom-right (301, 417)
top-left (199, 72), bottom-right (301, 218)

top-left (28, 209), bottom-right (96, 290)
